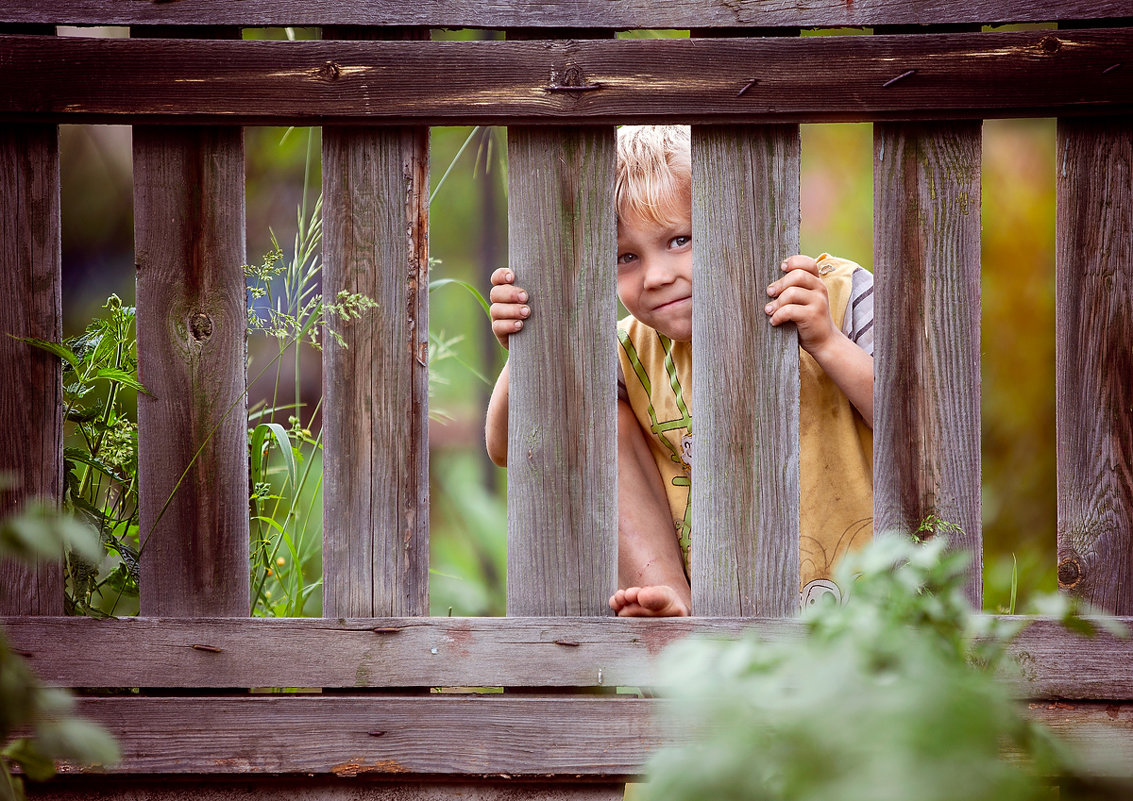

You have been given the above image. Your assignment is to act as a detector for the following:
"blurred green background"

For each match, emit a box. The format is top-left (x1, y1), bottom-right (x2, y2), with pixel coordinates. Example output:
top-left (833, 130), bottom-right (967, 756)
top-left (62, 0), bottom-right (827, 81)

top-left (56, 26), bottom-right (1056, 616)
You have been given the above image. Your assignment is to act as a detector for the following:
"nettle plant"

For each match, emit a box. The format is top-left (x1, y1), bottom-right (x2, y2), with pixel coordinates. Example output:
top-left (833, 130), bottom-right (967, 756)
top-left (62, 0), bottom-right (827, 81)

top-left (647, 535), bottom-right (1129, 801)
top-left (19, 295), bottom-right (144, 616)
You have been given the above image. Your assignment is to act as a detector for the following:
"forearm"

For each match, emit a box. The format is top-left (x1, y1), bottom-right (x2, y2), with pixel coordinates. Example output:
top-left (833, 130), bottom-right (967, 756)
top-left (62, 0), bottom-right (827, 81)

top-left (617, 402), bottom-right (691, 607)
top-left (809, 333), bottom-right (874, 427)
top-left (485, 360), bottom-right (511, 466)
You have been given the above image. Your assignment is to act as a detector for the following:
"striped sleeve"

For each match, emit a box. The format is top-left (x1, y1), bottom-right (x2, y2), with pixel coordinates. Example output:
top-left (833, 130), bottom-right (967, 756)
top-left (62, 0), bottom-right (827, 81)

top-left (840, 266), bottom-right (874, 356)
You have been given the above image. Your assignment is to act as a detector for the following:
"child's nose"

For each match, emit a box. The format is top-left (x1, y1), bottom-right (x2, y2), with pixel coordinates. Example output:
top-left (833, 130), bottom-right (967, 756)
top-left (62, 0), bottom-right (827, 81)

top-left (642, 257), bottom-right (676, 289)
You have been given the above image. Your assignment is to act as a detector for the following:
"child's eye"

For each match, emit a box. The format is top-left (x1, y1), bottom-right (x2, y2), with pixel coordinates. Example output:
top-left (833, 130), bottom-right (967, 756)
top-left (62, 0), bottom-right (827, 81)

top-left (670, 235), bottom-right (691, 249)
top-left (617, 252), bottom-right (637, 266)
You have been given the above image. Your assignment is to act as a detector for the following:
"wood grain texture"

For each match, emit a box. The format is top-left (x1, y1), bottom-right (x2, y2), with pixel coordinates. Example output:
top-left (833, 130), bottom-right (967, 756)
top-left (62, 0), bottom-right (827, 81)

top-left (1026, 701), bottom-right (1133, 778)
top-left (505, 127), bottom-right (617, 616)
top-left (0, 0), bottom-right (1126, 28)
top-left (28, 778), bottom-right (626, 801)
top-left (58, 695), bottom-right (673, 778)
top-left (321, 124), bottom-right (429, 617)
top-left (0, 123), bottom-right (63, 615)
top-left (6, 615), bottom-right (1133, 697)
top-left (26, 694), bottom-right (1133, 778)
top-left (134, 121), bottom-right (249, 616)
top-left (690, 126), bottom-right (800, 616)
top-left (0, 616), bottom-right (796, 689)
top-left (873, 121), bottom-right (983, 605)
top-left (1055, 117), bottom-right (1133, 613)
top-left (3, 29), bottom-right (1133, 125)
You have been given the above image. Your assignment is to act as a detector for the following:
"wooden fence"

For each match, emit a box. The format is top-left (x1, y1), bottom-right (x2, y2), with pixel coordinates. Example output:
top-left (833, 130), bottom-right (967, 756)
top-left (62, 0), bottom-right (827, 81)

top-left (1, 2), bottom-right (1132, 798)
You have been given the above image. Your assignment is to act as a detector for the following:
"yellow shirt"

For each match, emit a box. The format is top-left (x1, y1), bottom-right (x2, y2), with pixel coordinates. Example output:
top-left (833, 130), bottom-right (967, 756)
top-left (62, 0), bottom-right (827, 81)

top-left (616, 256), bottom-right (873, 606)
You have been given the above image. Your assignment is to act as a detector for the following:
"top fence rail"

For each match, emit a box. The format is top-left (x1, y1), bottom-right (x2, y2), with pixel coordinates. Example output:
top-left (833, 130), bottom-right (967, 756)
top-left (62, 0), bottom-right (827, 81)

top-left (0, 0), bottom-right (1131, 29)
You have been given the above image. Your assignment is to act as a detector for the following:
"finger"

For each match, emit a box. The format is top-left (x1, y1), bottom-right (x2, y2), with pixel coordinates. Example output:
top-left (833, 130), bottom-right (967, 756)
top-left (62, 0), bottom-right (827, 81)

top-left (489, 284), bottom-right (528, 304)
top-left (766, 285), bottom-right (820, 313)
top-left (779, 254), bottom-right (820, 276)
top-left (490, 302), bottom-right (531, 323)
top-left (768, 268), bottom-right (822, 298)
top-left (493, 318), bottom-right (524, 341)
top-left (490, 267), bottom-right (516, 286)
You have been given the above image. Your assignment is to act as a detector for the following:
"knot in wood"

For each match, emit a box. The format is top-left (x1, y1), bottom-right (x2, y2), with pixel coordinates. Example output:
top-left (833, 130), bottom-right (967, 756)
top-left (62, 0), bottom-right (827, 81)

top-left (1040, 36), bottom-right (1062, 55)
top-left (189, 312), bottom-right (213, 342)
top-left (321, 61), bottom-right (342, 81)
top-left (1057, 555), bottom-right (1082, 589)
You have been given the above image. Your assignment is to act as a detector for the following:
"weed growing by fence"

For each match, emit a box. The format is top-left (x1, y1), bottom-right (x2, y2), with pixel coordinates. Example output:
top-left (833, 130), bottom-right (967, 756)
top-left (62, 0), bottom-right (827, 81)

top-left (17, 296), bottom-right (143, 616)
top-left (646, 535), bottom-right (1129, 801)
top-left (0, 496), bottom-right (119, 799)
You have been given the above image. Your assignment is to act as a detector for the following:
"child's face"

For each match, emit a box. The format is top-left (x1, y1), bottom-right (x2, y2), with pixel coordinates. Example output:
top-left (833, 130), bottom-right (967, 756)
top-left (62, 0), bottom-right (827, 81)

top-left (616, 208), bottom-right (693, 342)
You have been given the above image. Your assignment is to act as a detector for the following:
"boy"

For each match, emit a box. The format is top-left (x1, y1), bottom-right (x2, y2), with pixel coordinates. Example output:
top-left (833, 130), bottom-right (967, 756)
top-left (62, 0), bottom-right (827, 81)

top-left (485, 125), bottom-right (875, 617)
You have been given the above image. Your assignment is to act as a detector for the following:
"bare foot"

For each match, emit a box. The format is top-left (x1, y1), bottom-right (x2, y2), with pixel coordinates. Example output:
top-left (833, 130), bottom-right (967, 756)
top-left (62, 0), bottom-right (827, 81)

top-left (609, 585), bottom-right (690, 617)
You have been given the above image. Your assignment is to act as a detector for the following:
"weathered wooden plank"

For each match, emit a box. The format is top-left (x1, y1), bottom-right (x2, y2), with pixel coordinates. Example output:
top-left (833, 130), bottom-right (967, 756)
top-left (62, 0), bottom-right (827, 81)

top-left (690, 126), bottom-right (800, 616)
top-left (10, 616), bottom-right (1126, 698)
top-left (0, 0), bottom-right (1125, 29)
top-left (1055, 117), bottom-right (1133, 613)
top-left (1026, 701), bottom-right (1133, 778)
top-left (0, 123), bottom-right (63, 615)
top-left (133, 27), bottom-right (248, 615)
top-left (57, 695), bottom-right (670, 778)
top-left (3, 29), bottom-right (1133, 125)
top-left (505, 127), bottom-right (617, 616)
top-left (873, 121), bottom-right (983, 605)
top-left (28, 778), bottom-right (626, 801)
top-left (321, 28), bottom-right (430, 618)
top-left (0, 616), bottom-right (781, 688)
top-left (31, 694), bottom-right (1133, 778)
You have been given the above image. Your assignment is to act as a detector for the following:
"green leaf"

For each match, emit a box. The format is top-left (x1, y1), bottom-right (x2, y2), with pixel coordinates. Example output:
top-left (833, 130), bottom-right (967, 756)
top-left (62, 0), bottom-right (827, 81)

top-left (429, 278), bottom-right (490, 316)
top-left (34, 718), bottom-right (120, 768)
top-left (10, 337), bottom-right (80, 372)
top-left (250, 423), bottom-right (298, 490)
top-left (2, 739), bottom-right (55, 783)
top-left (92, 368), bottom-right (150, 396)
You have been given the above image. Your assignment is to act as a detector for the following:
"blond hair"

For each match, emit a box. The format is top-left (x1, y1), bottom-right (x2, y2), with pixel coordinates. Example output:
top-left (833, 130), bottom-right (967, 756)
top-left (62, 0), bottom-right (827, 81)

top-left (615, 125), bottom-right (691, 228)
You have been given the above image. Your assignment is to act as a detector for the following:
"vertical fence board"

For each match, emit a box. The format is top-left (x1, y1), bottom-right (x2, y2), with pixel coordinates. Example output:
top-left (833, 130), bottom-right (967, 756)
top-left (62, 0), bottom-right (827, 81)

top-left (505, 126), bottom-right (617, 616)
top-left (321, 124), bottom-right (430, 617)
top-left (873, 121), bottom-right (982, 605)
top-left (691, 125), bottom-right (801, 617)
top-left (0, 123), bottom-right (63, 615)
top-left (1055, 116), bottom-right (1133, 613)
top-left (134, 114), bottom-right (248, 615)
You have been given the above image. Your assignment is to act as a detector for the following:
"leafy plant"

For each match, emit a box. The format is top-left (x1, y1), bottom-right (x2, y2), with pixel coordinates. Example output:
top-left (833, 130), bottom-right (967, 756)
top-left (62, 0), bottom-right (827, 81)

top-left (17, 295), bottom-right (143, 616)
top-left (0, 497), bottom-right (120, 800)
top-left (646, 535), bottom-right (1130, 801)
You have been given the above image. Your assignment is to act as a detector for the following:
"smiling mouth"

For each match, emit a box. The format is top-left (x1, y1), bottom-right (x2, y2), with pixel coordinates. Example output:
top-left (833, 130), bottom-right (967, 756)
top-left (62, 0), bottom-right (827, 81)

top-left (652, 297), bottom-right (691, 313)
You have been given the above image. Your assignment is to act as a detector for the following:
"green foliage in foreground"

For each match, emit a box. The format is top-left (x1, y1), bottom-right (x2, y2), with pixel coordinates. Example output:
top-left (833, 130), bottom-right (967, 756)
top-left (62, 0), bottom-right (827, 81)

top-left (0, 501), bottom-right (120, 801)
top-left (647, 536), bottom-right (1129, 801)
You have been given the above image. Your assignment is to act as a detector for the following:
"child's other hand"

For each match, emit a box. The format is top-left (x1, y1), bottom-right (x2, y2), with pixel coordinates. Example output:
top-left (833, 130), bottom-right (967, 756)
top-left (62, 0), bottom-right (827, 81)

top-left (765, 255), bottom-right (839, 357)
top-left (488, 267), bottom-right (531, 350)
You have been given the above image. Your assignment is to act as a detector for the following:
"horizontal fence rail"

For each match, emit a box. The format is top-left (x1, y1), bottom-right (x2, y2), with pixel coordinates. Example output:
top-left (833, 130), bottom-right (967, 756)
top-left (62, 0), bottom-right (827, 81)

top-left (4, 616), bottom-right (1133, 698)
top-left (1, 29), bottom-right (1133, 125)
top-left (9, 697), bottom-right (1133, 779)
top-left (0, 0), bottom-right (1127, 29)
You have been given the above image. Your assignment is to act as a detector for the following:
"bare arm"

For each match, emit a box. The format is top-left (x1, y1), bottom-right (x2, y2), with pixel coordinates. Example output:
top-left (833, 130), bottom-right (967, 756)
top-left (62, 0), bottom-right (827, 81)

top-left (765, 255), bottom-right (874, 427)
top-left (485, 359), bottom-right (510, 466)
top-left (611, 400), bottom-right (691, 616)
top-left (483, 268), bottom-right (531, 466)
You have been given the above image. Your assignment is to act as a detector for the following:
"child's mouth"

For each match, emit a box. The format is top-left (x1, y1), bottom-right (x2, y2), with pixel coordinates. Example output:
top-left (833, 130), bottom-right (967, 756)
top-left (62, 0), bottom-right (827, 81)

top-left (653, 297), bottom-right (691, 313)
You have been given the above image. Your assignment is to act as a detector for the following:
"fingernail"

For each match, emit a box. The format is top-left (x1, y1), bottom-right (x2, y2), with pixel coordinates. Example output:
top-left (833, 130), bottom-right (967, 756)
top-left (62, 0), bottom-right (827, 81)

top-left (764, 304), bottom-right (773, 313)
top-left (521, 306), bottom-right (530, 317)
top-left (514, 321), bottom-right (523, 330)
top-left (780, 260), bottom-right (787, 271)
top-left (518, 291), bottom-right (528, 302)
top-left (506, 272), bottom-right (514, 281)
